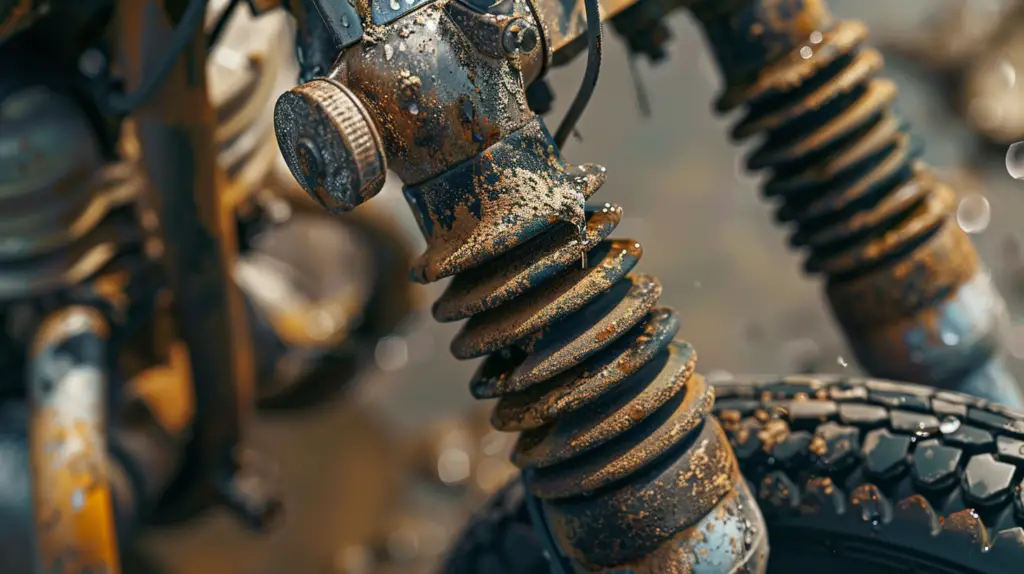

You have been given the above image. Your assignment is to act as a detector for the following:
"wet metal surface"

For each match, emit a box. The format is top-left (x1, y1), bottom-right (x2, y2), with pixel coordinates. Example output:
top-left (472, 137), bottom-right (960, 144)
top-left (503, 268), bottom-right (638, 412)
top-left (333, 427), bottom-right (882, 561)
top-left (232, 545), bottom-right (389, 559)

top-left (688, 0), bottom-right (1023, 407)
top-left (138, 1), bottom-right (1024, 573)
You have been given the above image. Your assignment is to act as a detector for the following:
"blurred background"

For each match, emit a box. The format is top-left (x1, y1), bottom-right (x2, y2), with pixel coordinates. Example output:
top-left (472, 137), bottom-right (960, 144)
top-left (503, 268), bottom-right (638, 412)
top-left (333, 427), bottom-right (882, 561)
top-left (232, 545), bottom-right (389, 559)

top-left (133, 0), bottom-right (1024, 572)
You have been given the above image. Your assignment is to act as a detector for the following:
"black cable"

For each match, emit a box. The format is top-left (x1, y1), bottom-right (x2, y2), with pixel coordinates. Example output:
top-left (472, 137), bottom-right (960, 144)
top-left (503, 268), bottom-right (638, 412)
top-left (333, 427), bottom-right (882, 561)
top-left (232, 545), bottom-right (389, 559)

top-left (207, 0), bottom-right (242, 52)
top-left (105, 0), bottom-right (210, 116)
top-left (552, 0), bottom-right (603, 148)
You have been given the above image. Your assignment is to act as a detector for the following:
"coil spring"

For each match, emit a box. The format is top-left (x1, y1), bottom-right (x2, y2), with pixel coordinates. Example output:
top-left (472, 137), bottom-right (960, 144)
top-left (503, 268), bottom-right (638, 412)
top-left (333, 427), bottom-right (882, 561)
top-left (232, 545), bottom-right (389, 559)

top-left (0, 87), bottom-right (143, 302)
top-left (721, 20), bottom-right (955, 283)
top-left (429, 168), bottom-right (713, 501)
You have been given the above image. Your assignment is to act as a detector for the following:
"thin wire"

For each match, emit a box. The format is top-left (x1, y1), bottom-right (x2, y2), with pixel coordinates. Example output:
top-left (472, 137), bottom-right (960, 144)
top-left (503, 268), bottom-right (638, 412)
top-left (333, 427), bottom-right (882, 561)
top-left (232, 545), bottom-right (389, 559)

top-left (207, 0), bottom-right (242, 52)
top-left (523, 470), bottom-right (574, 574)
top-left (627, 54), bottom-right (651, 118)
top-left (552, 0), bottom-right (603, 148)
top-left (105, 0), bottom-right (210, 116)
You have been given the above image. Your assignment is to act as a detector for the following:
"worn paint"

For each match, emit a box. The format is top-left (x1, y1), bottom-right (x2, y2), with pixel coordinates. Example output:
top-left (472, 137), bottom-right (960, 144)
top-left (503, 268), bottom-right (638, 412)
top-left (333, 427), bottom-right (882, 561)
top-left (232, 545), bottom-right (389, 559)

top-left (27, 306), bottom-right (120, 574)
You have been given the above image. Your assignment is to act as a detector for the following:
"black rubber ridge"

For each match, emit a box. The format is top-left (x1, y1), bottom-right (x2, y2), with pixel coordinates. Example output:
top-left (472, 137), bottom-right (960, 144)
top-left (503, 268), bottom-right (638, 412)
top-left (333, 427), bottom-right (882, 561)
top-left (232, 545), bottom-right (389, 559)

top-left (440, 375), bottom-right (1024, 574)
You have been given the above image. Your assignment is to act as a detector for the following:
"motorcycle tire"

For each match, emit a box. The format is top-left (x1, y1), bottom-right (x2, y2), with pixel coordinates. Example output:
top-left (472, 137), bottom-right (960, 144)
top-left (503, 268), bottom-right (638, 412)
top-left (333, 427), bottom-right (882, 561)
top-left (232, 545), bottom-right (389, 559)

top-left (440, 375), bottom-right (1024, 574)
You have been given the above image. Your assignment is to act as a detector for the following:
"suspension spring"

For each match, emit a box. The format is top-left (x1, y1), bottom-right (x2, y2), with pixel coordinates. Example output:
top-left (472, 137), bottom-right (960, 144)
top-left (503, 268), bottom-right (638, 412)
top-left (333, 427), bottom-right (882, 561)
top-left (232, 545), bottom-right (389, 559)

top-left (402, 119), bottom-right (766, 570)
top-left (689, 0), bottom-right (1022, 407)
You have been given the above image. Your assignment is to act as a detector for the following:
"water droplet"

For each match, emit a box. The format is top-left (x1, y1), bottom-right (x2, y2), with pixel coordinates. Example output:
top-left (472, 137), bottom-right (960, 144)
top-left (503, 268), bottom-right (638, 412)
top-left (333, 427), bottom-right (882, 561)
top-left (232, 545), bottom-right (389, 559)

top-left (836, 356), bottom-right (848, 368)
top-left (341, 13), bottom-right (350, 27)
top-left (375, 335), bottom-right (409, 371)
top-left (799, 46), bottom-right (813, 59)
top-left (939, 416), bottom-right (961, 434)
top-left (809, 31), bottom-right (823, 44)
top-left (1007, 142), bottom-right (1024, 180)
top-left (389, 0), bottom-right (400, 9)
top-left (407, 102), bottom-right (419, 115)
top-left (957, 194), bottom-right (991, 234)
top-left (941, 330), bottom-right (960, 346)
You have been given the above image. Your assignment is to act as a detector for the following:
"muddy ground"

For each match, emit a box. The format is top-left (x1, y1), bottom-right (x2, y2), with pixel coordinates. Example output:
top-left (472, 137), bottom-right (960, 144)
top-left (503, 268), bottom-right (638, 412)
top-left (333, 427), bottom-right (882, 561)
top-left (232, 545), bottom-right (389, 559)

top-left (134, 1), bottom-right (1024, 572)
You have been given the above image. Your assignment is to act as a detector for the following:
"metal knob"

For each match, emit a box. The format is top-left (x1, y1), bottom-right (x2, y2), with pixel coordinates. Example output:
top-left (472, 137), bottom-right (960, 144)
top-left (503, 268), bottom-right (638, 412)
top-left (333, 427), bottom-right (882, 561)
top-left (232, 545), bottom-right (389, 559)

top-left (274, 78), bottom-right (387, 213)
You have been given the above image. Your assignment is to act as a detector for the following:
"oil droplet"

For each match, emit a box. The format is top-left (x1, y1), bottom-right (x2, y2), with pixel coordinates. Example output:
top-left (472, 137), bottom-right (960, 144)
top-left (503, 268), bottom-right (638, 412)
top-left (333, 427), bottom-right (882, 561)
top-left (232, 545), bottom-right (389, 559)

top-left (800, 46), bottom-right (813, 59)
top-left (836, 356), bottom-right (848, 368)
top-left (939, 416), bottom-right (961, 434)
top-left (1007, 141), bottom-right (1024, 180)
top-left (384, 44), bottom-right (394, 61)
top-left (957, 194), bottom-right (991, 234)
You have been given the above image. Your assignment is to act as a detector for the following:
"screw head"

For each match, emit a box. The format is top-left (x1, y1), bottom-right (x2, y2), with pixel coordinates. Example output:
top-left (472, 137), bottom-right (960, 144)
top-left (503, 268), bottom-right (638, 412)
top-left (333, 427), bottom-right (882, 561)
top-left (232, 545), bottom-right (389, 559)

top-left (503, 19), bottom-right (539, 55)
top-left (274, 78), bottom-right (387, 213)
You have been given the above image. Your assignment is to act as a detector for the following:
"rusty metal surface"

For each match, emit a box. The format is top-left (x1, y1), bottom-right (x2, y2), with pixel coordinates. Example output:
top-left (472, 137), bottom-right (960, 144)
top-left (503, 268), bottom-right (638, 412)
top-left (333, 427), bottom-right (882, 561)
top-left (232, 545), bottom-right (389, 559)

top-left (128, 2), bottom-right (1024, 572)
top-left (0, 1), bottom-right (421, 571)
top-left (274, 1), bottom-right (769, 570)
top-left (686, 0), bottom-right (1024, 408)
top-left (27, 306), bottom-right (121, 574)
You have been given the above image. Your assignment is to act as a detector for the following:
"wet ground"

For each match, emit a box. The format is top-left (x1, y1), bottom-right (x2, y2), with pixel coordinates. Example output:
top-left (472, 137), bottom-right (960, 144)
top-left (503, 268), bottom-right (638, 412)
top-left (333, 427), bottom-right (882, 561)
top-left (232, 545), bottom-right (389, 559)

top-left (135, 1), bottom-right (1024, 572)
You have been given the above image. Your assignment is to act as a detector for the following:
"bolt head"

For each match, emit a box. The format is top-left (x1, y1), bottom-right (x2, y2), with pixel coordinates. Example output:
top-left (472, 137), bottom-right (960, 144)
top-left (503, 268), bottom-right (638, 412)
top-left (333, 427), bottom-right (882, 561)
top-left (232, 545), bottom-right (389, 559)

top-left (503, 19), bottom-right (539, 55)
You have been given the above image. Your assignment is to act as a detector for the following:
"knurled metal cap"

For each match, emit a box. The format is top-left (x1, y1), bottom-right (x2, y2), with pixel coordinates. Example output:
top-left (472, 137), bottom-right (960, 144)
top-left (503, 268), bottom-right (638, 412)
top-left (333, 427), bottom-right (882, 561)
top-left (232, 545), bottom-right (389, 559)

top-left (274, 78), bottom-right (387, 213)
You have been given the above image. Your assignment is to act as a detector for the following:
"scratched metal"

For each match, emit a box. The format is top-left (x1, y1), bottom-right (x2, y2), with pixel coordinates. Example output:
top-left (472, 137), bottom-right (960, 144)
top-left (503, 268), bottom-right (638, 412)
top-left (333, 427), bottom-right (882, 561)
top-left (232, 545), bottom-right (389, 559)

top-left (686, 0), bottom-right (1024, 408)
